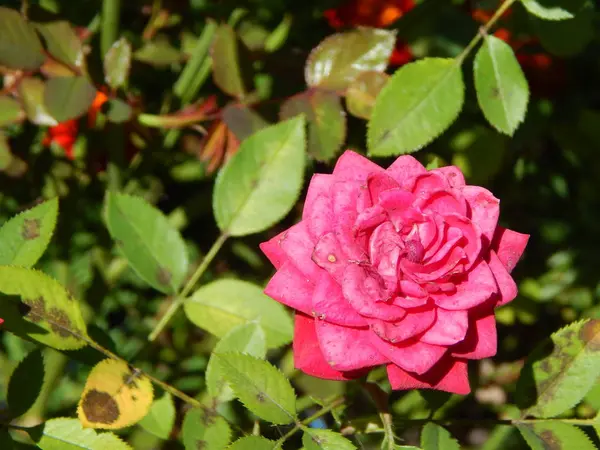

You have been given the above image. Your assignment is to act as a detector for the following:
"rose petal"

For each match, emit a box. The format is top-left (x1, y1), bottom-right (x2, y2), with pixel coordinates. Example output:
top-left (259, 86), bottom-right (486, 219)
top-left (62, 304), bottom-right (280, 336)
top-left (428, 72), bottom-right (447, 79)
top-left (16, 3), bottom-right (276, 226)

top-left (303, 174), bottom-right (334, 220)
top-left (462, 185), bottom-right (500, 245)
top-left (409, 172), bottom-right (450, 196)
top-left (312, 272), bottom-right (368, 327)
top-left (332, 182), bottom-right (371, 259)
top-left (260, 230), bottom-right (288, 270)
top-left (312, 232), bottom-right (349, 283)
top-left (415, 189), bottom-right (467, 217)
top-left (333, 150), bottom-right (384, 181)
top-left (451, 309), bottom-right (497, 359)
top-left (386, 155), bottom-right (427, 189)
top-left (491, 226), bottom-right (529, 273)
top-left (369, 305), bottom-right (436, 343)
top-left (278, 221), bottom-right (322, 279)
top-left (369, 335), bottom-right (447, 375)
top-left (420, 308), bottom-right (469, 346)
top-left (443, 213), bottom-right (482, 269)
top-left (394, 280), bottom-right (429, 308)
top-left (354, 205), bottom-right (388, 233)
top-left (387, 357), bottom-right (470, 394)
top-left (488, 250), bottom-right (518, 307)
top-left (432, 166), bottom-right (466, 187)
top-left (294, 313), bottom-right (365, 380)
top-left (432, 260), bottom-right (498, 310)
top-left (315, 320), bottom-right (388, 371)
top-left (378, 189), bottom-right (418, 231)
top-left (367, 172), bottom-right (400, 204)
top-left (305, 194), bottom-right (334, 240)
top-left (264, 262), bottom-right (314, 315)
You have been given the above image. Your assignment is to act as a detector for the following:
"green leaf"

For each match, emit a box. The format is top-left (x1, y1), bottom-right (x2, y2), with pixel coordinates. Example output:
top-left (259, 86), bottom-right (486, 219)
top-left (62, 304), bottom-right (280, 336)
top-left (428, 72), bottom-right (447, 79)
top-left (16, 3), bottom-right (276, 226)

top-left (420, 423), bottom-right (460, 450)
top-left (18, 78), bottom-right (58, 126)
top-left (104, 38), bottom-right (132, 89)
top-left (516, 319), bottom-right (600, 418)
top-left (184, 279), bottom-right (293, 348)
top-left (0, 7), bottom-right (45, 70)
top-left (139, 392), bottom-right (175, 440)
top-left (213, 116), bottom-right (306, 236)
top-left (0, 96), bottom-right (24, 126)
top-left (35, 21), bottom-right (83, 69)
top-left (227, 436), bottom-right (279, 450)
top-left (367, 58), bottom-right (464, 156)
top-left (517, 422), bottom-right (595, 450)
top-left (280, 89), bottom-right (346, 162)
top-left (105, 193), bottom-right (189, 295)
top-left (346, 71), bottom-right (389, 120)
top-left (473, 35), bottom-right (529, 136)
top-left (106, 99), bottom-right (132, 124)
top-left (182, 408), bottom-right (232, 450)
top-left (0, 266), bottom-right (88, 350)
top-left (302, 429), bottom-right (356, 450)
top-left (7, 348), bottom-right (45, 418)
top-left (30, 418), bottom-right (132, 450)
top-left (0, 197), bottom-right (58, 267)
top-left (305, 27), bottom-right (396, 91)
top-left (44, 76), bottom-right (97, 123)
top-left (134, 36), bottom-right (182, 66)
top-left (213, 352), bottom-right (296, 424)
top-left (206, 322), bottom-right (267, 402)
top-left (521, 0), bottom-right (585, 20)
top-left (211, 24), bottom-right (249, 99)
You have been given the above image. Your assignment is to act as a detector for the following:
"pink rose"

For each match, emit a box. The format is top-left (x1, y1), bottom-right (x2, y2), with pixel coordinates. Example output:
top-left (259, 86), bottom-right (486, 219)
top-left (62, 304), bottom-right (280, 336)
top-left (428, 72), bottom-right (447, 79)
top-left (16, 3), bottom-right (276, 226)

top-left (260, 151), bottom-right (529, 394)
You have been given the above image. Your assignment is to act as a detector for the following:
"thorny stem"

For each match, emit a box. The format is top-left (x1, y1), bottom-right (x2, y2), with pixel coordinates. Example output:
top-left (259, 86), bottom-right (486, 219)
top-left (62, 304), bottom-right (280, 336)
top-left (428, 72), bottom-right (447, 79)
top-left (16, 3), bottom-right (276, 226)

top-left (362, 382), bottom-right (396, 450)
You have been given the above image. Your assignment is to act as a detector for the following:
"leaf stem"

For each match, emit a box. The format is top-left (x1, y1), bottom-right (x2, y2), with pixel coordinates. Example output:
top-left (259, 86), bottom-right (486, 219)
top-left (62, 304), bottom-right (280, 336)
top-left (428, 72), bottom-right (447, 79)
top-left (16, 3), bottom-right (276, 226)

top-left (101, 0), bottom-right (121, 57)
top-left (362, 382), bottom-right (396, 449)
top-left (147, 232), bottom-right (229, 342)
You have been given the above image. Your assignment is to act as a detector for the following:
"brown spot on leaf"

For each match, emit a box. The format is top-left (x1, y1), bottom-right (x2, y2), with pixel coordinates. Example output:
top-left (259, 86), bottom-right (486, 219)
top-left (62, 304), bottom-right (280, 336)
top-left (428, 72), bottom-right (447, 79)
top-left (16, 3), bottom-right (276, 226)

top-left (81, 389), bottom-right (120, 424)
top-left (48, 308), bottom-right (74, 338)
top-left (21, 218), bottom-right (40, 240)
top-left (580, 320), bottom-right (600, 351)
top-left (22, 297), bottom-right (46, 323)
top-left (540, 429), bottom-right (560, 449)
top-left (156, 266), bottom-right (172, 286)
top-left (491, 87), bottom-right (500, 98)
top-left (122, 370), bottom-right (140, 389)
top-left (196, 441), bottom-right (207, 450)
top-left (256, 392), bottom-right (266, 403)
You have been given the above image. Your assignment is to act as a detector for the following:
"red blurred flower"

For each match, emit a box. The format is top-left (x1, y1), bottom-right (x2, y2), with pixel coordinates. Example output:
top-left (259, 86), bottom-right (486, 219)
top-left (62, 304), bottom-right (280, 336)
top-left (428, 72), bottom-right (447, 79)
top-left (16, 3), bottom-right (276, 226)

top-left (324, 0), bottom-right (415, 67)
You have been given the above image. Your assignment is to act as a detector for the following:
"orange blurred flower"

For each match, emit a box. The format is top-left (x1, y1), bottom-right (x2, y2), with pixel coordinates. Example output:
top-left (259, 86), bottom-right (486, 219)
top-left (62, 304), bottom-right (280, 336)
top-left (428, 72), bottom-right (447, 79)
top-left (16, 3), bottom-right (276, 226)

top-left (324, 0), bottom-right (415, 67)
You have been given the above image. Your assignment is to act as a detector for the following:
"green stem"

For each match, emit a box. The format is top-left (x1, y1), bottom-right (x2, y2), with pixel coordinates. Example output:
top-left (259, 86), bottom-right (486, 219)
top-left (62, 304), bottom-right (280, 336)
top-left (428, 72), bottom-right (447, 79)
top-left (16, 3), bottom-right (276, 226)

top-left (362, 382), bottom-right (395, 449)
top-left (101, 0), bottom-right (121, 56)
top-left (147, 232), bottom-right (228, 342)
top-left (455, 0), bottom-right (516, 65)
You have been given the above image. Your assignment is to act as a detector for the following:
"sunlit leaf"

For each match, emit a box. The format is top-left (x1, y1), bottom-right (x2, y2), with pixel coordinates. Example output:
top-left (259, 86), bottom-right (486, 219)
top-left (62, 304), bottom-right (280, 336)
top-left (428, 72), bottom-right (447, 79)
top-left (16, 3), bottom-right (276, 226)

top-left (420, 423), bottom-right (460, 450)
top-left (517, 422), bottom-right (595, 450)
top-left (0, 7), bottom-right (45, 70)
top-left (104, 37), bottom-right (132, 89)
top-left (139, 392), bottom-right (175, 440)
top-left (346, 71), bottom-right (389, 120)
top-left (35, 21), bottom-right (84, 69)
top-left (521, 0), bottom-right (585, 20)
top-left (182, 407), bottom-right (232, 450)
top-left (303, 429), bottom-right (356, 450)
top-left (7, 349), bottom-right (45, 418)
top-left (30, 418), bottom-right (132, 450)
top-left (44, 76), bottom-right (96, 123)
top-left (18, 78), bottom-right (58, 126)
top-left (227, 436), bottom-right (278, 450)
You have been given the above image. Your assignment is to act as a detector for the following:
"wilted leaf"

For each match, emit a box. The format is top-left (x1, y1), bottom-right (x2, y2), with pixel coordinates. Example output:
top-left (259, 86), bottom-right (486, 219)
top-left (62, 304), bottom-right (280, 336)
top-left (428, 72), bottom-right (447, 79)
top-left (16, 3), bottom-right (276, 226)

top-left (182, 408), bottom-right (232, 450)
top-left (521, 0), bottom-right (586, 20)
top-left (0, 197), bottom-right (58, 267)
top-left (0, 6), bottom-right (45, 70)
top-left (105, 192), bottom-right (189, 295)
top-left (517, 422), bottom-right (595, 450)
top-left (280, 89), bottom-right (346, 161)
top-left (7, 349), bottom-right (45, 418)
top-left (35, 21), bottom-right (84, 69)
top-left (303, 429), bottom-right (356, 450)
top-left (211, 24), bottom-right (250, 98)
top-left (0, 96), bottom-right (25, 126)
top-left (473, 35), bottom-right (529, 136)
top-left (104, 37), bottom-right (132, 89)
top-left (367, 58), bottom-right (464, 156)
top-left (139, 392), bottom-right (175, 440)
top-left (420, 423), bottom-right (460, 450)
top-left (305, 27), bottom-right (396, 91)
top-left (18, 78), bottom-right (58, 126)
top-left (78, 359), bottom-right (153, 430)
top-left (44, 76), bottom-right (96, 123)
top-left (213, 352), bottom-right (296, 424)
top-left (30, 418), bottom-right (132, 450)
top-left (184, 279), bottom-right (293, 348)
top-left (346, 71), bottom-right (389, 120)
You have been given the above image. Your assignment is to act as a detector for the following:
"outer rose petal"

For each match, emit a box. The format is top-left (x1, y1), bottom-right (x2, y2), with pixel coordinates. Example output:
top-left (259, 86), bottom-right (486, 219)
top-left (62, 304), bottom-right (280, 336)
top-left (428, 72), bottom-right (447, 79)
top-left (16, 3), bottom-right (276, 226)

top-left (333, 150), bottom-right (384, 181)
top-left (387, 357), bottom-right (470, 394)
top-left (294, 313), bottom-right (365, 380)
top-left (367, 172), bottom-right (400, 203)
top-left (278, 221), bottom-right (322, 279)
top-left (462, 185), bottom-right (500, 244)
top-left (303, 174), bottom-right (334, 221)
top-left (386, 155), bottom-right (427, 189)
top-left (369, 335), bottom-right (447, 375)
top-left (409, 172), bottom-right (451, 195)
top-left (488, 250), bottom-right (518, 307)
top-left (264, 262), bottom-right (314, 315)
top-left (451, 309), bottom-right (497, 359)
top-left (315, 320), bottom-right (389, 370)
top-left (420, 308), bottom-right (469, 346)
top-left (305, 194), bottom-right (334, 240)
top-left (312, 232), bottom-right (350, 283)
top-left (432, 166), bottom-right (466, 187)
top-left (432, 260), bottom-right (498, 310)
top-left (260, 230), bottom-right (288, 269)
top-left (491, 226), bottom-right (530, 273)
top-left (312, 272), bottom-right (368, 327)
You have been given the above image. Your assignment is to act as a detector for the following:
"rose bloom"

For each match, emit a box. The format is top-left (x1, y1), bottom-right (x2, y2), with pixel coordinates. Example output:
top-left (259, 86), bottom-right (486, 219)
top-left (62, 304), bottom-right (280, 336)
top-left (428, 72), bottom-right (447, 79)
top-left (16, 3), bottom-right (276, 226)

top-left (260, 151), bottom-right (528, 394)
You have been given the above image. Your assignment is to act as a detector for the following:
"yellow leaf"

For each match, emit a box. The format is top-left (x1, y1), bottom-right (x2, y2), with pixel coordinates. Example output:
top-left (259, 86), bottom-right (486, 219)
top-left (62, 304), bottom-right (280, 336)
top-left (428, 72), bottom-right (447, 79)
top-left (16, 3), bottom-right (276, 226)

top-left (77, 359), bottom-right (153, 430)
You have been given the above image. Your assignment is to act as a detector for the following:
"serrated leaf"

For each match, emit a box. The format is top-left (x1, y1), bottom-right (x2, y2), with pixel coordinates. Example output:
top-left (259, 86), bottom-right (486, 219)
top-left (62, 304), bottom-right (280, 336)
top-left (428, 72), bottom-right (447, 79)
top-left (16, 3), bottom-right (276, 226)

top-left (516, 319), bottom-right (600, 418)
top-left (0, 7), bottom-right (45, 70)
top-left (35, 21), bottom-right (84, 69)
top-left (305, 27), bottom-right (396, 91)
top-left (227, 436), bottom-right (279, 450)
top-left (7, 348), bottom-right (45, 418)
top-left (105, 192), bottom-right (189, 294)
top-left (182, 408), bottom-right (232, 450)
top-left (280, 89), bottom-right (346, 162)
top-left (302, 429), bottom-right (356, 450)
top-left (346, 71), bottom-right (389, 120)
top-left (139, 392), bottom-right (175, 440)
top-left (367, 58), bottom-right (464, 156)
top-left (521, 0), bottom-right (585, 20)
top-left (473, 35), bottom-right (529, 136)
top-left (420, 423), bottom-right (460, 450)
top-left (213, 352), bottom-right (296, 424)
top-left (184, 279), bottom-right (293, 348)
top-left (0, 198), bottom-right (58, 267)
top-left (77, 359), bottom-right (153, 430)
top-left (44, 76), bottom-right (96, 123)
top-left (517, 422), bottom-right (595, 450)
top-left (104, 37), bottom-right (132, 89)
top-left (0, 96), bottom-right (24, 126)
top-left (29, 418), bottom-right (132, 450)
top-left (18, 78), bottom-right (58, 126)
top-left (213, 116), bottom-right (306, 236)
top-left (211, 24), bottom-right (249, 98)
top-left (207, 322), bottom-right (266, 402)
top-left (0, 266), bottom-right (87, 350)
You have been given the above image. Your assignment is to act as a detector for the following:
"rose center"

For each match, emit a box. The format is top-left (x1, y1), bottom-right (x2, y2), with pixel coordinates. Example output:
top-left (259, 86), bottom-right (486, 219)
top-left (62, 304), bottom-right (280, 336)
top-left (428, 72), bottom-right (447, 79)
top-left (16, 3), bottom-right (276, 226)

top-left (404, 239), bottom-right (424, 263)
